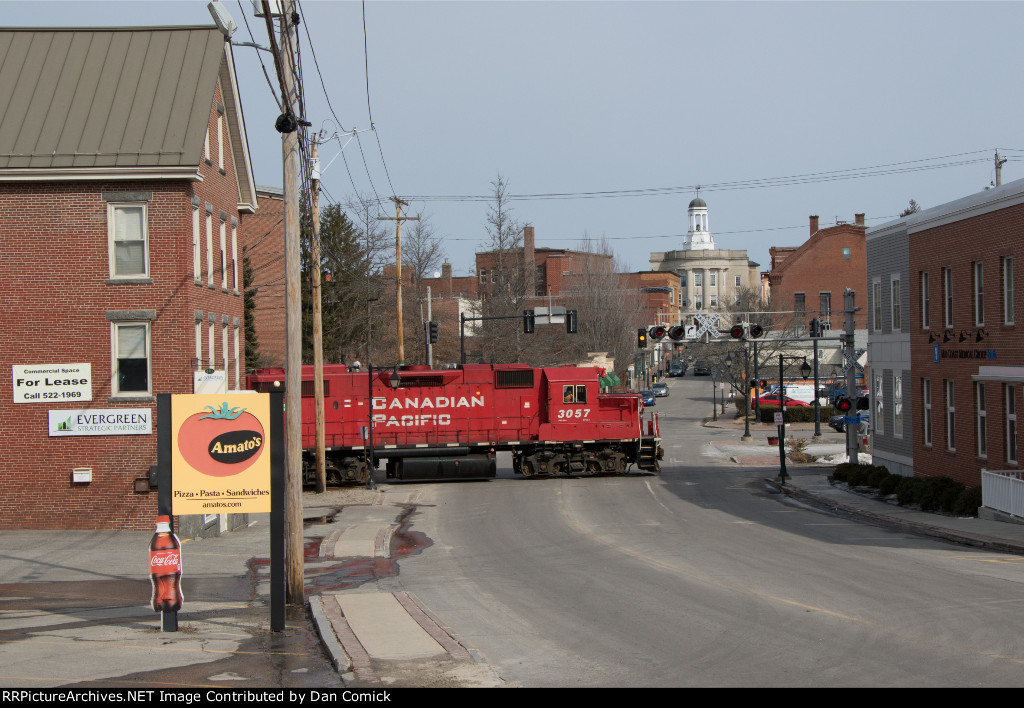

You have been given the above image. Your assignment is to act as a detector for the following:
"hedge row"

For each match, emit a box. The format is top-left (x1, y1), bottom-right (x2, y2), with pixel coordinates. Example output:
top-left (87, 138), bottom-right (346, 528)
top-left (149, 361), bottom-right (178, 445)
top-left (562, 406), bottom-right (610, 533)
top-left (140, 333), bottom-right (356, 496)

top-left (831, 463), bottom-right (982, 517)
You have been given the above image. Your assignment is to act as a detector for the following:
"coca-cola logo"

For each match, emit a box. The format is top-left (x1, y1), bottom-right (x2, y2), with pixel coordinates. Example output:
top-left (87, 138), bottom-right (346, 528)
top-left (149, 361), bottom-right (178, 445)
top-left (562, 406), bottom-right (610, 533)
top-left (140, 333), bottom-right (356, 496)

top-left (150, 551), bottom-right (181, 570)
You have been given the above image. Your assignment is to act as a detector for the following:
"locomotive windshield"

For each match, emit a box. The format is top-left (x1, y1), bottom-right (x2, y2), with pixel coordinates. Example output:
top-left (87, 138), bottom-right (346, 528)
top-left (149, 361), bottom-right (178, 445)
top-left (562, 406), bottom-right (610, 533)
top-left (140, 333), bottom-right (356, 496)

top-left (563, 385), bottom-right (587, 404)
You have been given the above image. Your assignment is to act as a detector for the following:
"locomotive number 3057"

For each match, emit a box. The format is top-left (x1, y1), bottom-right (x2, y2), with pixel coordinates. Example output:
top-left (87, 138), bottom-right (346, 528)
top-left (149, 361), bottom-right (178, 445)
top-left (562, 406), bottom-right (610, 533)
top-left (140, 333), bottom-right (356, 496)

top-left (557, 408), bottom-right (591, 419)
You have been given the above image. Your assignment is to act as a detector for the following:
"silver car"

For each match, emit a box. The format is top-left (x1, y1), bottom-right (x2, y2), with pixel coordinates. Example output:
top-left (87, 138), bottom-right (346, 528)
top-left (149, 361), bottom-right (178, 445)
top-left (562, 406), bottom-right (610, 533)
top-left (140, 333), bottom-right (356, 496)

top-left (652, 382), bottom-right (669, 397)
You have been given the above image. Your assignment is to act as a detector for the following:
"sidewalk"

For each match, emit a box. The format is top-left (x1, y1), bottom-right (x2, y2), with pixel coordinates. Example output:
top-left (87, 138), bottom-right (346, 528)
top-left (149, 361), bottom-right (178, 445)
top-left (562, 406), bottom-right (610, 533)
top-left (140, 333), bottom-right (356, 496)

top-left (704, 413), bottom-right (1024, 555)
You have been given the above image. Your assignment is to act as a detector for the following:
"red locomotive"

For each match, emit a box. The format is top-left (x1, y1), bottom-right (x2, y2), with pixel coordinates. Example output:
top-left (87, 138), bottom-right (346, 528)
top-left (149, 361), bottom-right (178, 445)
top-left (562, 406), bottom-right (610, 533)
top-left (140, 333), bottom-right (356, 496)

top-left (246, 363), bottom-right (662, 483)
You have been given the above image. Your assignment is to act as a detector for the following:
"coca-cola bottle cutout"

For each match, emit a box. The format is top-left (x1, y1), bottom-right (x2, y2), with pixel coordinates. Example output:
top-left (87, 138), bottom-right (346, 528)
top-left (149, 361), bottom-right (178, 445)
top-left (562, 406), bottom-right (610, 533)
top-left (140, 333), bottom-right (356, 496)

top-left (149, 515), bottom-right (183, 613)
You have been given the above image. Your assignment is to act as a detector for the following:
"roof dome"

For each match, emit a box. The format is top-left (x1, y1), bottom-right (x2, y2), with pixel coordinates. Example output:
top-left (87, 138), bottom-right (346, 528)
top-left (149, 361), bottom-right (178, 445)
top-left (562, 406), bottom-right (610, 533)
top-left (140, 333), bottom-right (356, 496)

top-left (689, 197), bottom-right (707, 209)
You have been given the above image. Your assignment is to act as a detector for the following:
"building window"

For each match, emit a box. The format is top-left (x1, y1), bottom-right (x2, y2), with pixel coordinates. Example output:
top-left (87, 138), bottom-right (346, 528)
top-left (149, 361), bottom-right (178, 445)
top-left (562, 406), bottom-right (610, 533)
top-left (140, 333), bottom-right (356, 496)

top-left (874, 373), bottom-right (884, 436)
top-left (920, 271), bottom-right (930, 329)
top-left (233, 322), bottom-right (241, 390)
top-left (204, 128), bottom-right (210, 163)
top-left (231, 221), bottom-right (239, 292)
top-left (794, 292), bottom-right (806, 333)
top-left (206, 209), bottom-right (214, 287)
top-left (976, 381), bottom-right (987, 458)
top-left (694, 272), bottom-right (703, 287)
top-left (973, 260), bottom-right (984, 326)
top-left (680, 273), bottom-right (687, 288)
top-left (819, 292), bottom-right (831, 329)
top-left (1007, 384), bottom-right (1018, 464)
top-left (709, 273), bottom-right (717, 287)
top-left (222, 320), bottom-right (229, 379)
top-left (734, 275), bottom-right (741, 288)
top-left (1003, 256), bottom-right (1014, 325)
top-left (208, 317), bottom-right (216, 369)
top-left (108, 203), bottom-right (148, 278)
top-left (922, 378), bottom-right (932, 446)
top-left (943, 266), bottom-right (953, 328)
top-left (710, 295), bottom-right (718, 308)
top-left (478, 268), bottom-right (486, 284)
top-left (112, 322), bottom-right (150, 396)
top-left (192, 204), bottom-right (201, 281)
top-left (946, 379), bottom-right (956, 451)
top-left (872, 278), bottom-right (882, 332)
top-left (843, 247), bottom-right (851, 259)
top-left (893, 374), bottom-right (903, 438)
top-left (890, 275), bottom-right (901, 331)
top-left (217, 113), bottom-right (225, 170)
top-left (195, 320), bottom-right (202, 370)
top-left (220, 218), bottom-right (228, 290)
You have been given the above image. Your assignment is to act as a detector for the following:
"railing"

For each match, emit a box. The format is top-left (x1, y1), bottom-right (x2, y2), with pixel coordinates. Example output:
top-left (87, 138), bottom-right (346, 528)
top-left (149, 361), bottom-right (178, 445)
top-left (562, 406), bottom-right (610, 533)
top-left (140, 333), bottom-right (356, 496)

top-left (981, 469), bottom-right (1024, 518)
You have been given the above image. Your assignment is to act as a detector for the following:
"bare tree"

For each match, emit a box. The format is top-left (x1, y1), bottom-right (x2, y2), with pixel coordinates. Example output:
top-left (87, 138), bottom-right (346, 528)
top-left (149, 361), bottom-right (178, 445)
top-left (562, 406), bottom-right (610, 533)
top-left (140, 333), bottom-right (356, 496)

top-left (403, 211), bottom-right (446, 296)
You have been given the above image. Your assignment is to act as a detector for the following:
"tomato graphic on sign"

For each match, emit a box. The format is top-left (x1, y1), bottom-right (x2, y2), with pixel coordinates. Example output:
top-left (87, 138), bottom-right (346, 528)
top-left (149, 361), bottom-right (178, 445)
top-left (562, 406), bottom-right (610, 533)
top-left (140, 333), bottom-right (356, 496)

top-left (177, 402), bottom-right (265, 477)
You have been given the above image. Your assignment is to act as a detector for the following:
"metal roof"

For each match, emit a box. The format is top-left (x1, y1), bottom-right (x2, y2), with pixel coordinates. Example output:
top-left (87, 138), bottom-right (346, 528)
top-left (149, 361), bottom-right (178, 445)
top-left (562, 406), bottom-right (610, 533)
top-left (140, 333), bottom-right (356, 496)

top-left (0, 26), bottom-right (230, 171)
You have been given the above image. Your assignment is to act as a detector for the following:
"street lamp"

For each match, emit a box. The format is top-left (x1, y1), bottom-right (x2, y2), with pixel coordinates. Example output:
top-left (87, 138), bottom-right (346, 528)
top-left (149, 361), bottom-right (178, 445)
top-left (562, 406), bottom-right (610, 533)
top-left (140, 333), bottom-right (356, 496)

top-left (776, 355), bottom-right (811, 485)
top-left (727, 350), bottom-right (753, 442)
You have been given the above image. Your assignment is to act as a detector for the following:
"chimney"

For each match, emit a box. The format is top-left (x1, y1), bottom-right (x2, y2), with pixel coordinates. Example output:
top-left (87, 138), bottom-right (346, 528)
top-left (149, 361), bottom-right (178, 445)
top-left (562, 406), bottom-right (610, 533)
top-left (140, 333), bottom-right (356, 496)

top-left (809, 215), bottom-right (819, 236)
top-left (523, 225), bottom-right (536, 295)
top-left (855, 213), bottom-right (865, 226)
top-left (442, 261), bottom-right (452, 297)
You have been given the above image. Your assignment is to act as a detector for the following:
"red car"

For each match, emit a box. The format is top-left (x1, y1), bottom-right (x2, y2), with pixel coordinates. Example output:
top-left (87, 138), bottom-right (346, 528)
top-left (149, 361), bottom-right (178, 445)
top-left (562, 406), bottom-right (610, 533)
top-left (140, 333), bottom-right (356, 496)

top-left (755, 394), bottom-right (810, 408)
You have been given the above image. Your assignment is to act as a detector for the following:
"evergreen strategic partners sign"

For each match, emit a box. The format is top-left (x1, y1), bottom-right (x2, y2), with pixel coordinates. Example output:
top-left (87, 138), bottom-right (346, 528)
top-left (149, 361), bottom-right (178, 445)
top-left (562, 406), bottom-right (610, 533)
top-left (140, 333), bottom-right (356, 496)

top-left (170, 394), bottom-right (271, 514)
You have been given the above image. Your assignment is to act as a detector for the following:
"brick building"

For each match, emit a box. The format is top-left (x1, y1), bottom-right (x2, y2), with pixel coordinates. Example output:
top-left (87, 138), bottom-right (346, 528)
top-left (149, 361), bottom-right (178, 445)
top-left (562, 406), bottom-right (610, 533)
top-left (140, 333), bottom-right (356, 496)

top-left (240, 186), bottom-right (285, 367)
top-left (0, 27), bottom-right (256, 529)
top-left (898, 180), bottom-right (1024, 487)
top-left (768, 215), bottom-right (869, 333)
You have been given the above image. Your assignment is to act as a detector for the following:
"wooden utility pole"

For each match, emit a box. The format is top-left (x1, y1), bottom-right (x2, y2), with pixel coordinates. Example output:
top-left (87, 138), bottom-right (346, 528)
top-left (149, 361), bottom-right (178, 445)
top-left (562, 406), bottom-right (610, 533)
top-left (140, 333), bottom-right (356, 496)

top-left (378, 199), bottom-right (418, 365)
top-left (996, 150), bottom-right (1008, 187)
top-left (263, 0), bottom-right (304, 605)
top-left (310, 135), bottom-right (326, 493)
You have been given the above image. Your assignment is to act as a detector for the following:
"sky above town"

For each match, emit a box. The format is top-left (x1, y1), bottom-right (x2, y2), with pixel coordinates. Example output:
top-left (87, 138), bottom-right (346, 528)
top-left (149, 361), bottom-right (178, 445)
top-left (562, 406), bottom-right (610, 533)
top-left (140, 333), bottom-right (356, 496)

top-left (7, 1), bottom-right (1024, 281)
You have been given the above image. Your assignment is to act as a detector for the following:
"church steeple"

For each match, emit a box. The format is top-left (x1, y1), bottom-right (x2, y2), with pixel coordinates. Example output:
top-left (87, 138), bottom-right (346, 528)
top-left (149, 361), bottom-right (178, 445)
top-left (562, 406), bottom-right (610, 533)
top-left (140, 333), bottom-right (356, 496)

top-left (682, 188), bottom-right (715, 250)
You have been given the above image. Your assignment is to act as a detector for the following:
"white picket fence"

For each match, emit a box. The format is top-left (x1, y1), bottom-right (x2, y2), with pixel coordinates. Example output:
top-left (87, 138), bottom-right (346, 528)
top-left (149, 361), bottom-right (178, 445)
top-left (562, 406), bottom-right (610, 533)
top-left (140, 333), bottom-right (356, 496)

top-left (981, 469), bottom-right (1024, 519)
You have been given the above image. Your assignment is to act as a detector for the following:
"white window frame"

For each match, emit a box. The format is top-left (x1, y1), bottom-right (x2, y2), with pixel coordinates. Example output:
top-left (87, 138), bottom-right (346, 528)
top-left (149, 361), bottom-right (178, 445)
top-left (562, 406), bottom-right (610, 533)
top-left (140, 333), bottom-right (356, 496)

top-left (946, 379), bottom-right (956, 451)
top-left (195, 320), bottom-right (202, 370)
top-left (874, 373), bottom-right (884, 436)
top-left (694, 272), bottom-right (703, 287)
top-left (108, 202), bottom-right (149, 279)
top-left (893, 373), bottom-right (903, 438)
top-left (1007, 384), bottom-right (1018, 465)
top-left (734, 275), bottom-right (741, 288)
top-left (920, 271), bottom-right (930, 329)
top-left (220, 218), bottom-right (228, 290)
top-left (208, 318), bottom-right (216, 369)
top-left (204, 128), bottom-right (210, 162)
top-left (890, 274), bottom-right (901, 331)
top-left (974, 260), bottom-right (984, 327)
top-left (943, 266), bottom-right (953, 329)
top-left (206, 210), bottom-right (214, 287)
top-left (872, 278), bottom-right (882, 332)
top-left (923, 378), bottom-right (932, 447)
top-left (976, 381), bottom-right (987, 459)
top-left (231, 221), bottom-right (239, 292)
top-left (192, 204), bottom-right (201, 281)
top-left (111, 321), bottom-right (151, 397)
top-left (217, 113), bottom-right (225, 170)
top-left (709, 273), bottom-right (717, 287)
top-left (233, 322), bottom-right (241, 390)
top-left (1003, 256), bottom-right (1014, 325)
top-left (222, 319), bottom-right (229, 380)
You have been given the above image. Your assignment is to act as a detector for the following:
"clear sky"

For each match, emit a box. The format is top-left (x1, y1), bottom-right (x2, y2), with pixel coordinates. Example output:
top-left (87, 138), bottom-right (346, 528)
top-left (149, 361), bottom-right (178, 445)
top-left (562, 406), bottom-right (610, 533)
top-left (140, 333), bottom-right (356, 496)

top-left (6, 1), bottom-right (1024, 280)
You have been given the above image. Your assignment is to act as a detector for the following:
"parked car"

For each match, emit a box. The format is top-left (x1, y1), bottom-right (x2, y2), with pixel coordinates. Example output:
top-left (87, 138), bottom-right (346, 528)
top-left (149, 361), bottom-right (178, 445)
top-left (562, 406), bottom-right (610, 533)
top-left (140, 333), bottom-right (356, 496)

top-left (652, 382), bottom-right (669, 397)
top-left (755, 393), bottom-right (810, 408)
top-left (668, 362), bottom-right (686, 377)
top-left (640, 390), bottom-right (656, 406)
top-left (828, 413), bottom-right (871, 433)
top-left (692, 362), bottom-right (711, 376)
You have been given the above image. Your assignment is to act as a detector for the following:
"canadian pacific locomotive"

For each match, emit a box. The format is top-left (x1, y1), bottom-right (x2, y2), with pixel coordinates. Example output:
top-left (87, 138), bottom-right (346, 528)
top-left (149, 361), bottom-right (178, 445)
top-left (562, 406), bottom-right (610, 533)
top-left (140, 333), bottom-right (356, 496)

top-left (246, 363), bottom-right (662, 483)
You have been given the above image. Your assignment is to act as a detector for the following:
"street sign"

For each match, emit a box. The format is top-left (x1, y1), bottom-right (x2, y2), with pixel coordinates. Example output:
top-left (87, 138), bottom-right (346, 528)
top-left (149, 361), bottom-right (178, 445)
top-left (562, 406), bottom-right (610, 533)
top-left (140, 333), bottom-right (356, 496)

top-left (774, 412), bottom-right (784, 425)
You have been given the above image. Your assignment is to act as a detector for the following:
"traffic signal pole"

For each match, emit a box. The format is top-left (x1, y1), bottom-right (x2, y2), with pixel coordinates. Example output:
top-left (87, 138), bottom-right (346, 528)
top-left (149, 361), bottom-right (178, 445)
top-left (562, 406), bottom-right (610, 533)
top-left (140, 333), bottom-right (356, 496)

top-left (843, 289), bottom-right (859, 463)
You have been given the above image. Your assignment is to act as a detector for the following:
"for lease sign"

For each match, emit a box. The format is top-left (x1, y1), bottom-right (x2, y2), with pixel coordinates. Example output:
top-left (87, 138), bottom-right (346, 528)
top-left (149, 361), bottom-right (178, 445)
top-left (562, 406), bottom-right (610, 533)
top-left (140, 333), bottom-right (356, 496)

top-left (13, 364), bottom-right (92, 403)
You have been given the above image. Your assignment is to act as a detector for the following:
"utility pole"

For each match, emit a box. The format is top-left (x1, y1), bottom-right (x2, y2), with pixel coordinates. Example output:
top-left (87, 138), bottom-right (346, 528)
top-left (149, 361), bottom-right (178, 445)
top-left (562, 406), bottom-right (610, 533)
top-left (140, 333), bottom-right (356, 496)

top-left (843, 289), bottom-right (859, 464)
top-left (378, 199), bottom-right (418, 366)
top-left (996, 150), bottom-right (1008, 187)
top-left (263, 0), bottom-right (304, 605)
top-left (310, 135), bottom-right (326, 493)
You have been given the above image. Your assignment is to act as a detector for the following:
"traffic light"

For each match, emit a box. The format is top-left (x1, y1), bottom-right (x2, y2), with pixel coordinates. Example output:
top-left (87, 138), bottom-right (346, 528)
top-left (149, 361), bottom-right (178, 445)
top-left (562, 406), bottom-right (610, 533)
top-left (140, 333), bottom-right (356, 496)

top-left (809, 317), bottom-right (822, 338)
top-left (759, 379), bottom-right (768, 389)
top-left (566, 309), bottom-right (578, 334)
top-left (638, 328), bottom-right (647, 348)
top-left (668, 324), bottom-right (686, 341)
top-left (835, 396), bottom-right (853, 413)
top-left (523, 310), bottom-right (535, 334)
top-left (856, 395), bottom-right (870, 411)
top-left (428, 321), bottom-right (439, 343)
top-left (649, 325), bottom-right (667, 341)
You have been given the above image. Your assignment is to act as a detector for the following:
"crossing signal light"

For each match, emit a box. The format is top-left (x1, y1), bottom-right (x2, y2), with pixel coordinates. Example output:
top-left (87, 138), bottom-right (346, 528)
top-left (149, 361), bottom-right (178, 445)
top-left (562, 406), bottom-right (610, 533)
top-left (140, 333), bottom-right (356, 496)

top-left (856, 395), bottom-right (870, 411)
top-left (759, 379), bottom-right (768, 389)
top-left (729, 322), bottom-right (765, 340)
top-left (649, 325), bottom-right (667, 341)
top-left (730, 323), bottom-right (745, 339)
top-left (748, 323), bottom-right (764, 339)
top-left (809, 317), bottom-right (822, 338)
top-left (523, 310), bottom-right (535, 334)
top-left (566, 309), bottom-right (578, 334)
top-left (428, 321), bottom-right (439, 343)
top-left (668, 324), bottom-right (686, 341)
top-left (835, 396), bottom-right (853, 413)
top-left (638, 328), bottom-right (647, 348)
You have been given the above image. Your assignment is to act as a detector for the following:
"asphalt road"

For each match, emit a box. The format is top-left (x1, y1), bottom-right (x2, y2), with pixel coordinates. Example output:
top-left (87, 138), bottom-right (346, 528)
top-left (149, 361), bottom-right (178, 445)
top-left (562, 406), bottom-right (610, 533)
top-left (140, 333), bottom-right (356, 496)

top-left (380, 375), bottom-right (1024, 687)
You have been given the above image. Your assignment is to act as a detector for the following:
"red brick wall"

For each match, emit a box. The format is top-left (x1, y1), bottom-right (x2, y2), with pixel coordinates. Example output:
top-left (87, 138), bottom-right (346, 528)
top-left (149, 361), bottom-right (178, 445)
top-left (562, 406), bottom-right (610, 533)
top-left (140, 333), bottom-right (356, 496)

top-left (0, 79), bottom-right (245, 530)
top-left (239, 189), bottom-right (285, 368)
top-left (910, 204), bottom-right (1024, 487)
